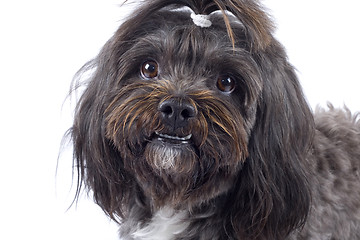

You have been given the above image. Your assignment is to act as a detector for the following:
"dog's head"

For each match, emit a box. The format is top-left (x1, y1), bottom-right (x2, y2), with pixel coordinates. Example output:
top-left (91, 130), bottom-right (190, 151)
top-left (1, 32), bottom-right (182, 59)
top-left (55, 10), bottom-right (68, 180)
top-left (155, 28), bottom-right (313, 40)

top-left (71, 0), bottom-right (314, 238)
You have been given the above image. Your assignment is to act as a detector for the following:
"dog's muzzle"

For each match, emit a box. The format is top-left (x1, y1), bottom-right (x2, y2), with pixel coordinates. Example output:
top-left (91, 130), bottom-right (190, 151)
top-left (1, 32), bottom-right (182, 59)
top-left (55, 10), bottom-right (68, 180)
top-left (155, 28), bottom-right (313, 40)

top-left (153, 98), bottom-right (196, 144)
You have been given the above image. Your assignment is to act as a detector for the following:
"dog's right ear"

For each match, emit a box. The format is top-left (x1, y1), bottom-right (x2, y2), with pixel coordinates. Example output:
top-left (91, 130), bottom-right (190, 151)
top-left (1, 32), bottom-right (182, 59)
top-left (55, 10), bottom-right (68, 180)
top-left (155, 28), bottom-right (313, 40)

top-left (69, 31), bottom-right (146, 221)
top-left (71, 67), bottom-right (137, 220)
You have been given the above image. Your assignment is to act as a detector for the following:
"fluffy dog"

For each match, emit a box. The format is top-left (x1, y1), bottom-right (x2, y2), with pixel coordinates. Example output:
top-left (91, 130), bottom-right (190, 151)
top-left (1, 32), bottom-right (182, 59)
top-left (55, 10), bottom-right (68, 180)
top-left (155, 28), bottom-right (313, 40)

top-left (70, 0), bottom-right (360, 239)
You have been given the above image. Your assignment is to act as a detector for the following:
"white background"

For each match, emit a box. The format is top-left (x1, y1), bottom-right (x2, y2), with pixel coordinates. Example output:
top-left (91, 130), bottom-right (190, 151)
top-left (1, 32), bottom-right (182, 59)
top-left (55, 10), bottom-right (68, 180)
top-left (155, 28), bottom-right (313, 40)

top-left (0, 0), bottom-right (359, 239)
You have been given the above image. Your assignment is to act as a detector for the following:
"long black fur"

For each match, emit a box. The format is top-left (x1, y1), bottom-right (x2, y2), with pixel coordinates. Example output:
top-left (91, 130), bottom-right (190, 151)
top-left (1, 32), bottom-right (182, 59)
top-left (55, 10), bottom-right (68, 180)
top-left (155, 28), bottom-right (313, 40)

top-left (70, 0), bottom-right (360, 239)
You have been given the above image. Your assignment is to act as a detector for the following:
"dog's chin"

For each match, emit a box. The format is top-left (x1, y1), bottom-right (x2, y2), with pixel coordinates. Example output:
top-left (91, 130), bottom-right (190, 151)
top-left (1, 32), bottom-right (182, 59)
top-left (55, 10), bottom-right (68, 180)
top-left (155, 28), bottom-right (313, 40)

top-left (126, 131), bottom-right (241, 208)
top-left (145, 136), bottom-right (198, 174)
top-left (145, 132), bottom-right (198, 172)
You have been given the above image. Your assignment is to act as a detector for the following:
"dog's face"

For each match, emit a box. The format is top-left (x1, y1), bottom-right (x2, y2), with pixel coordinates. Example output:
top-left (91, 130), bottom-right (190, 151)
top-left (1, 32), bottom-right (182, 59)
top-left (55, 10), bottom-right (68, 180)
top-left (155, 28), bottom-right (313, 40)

top-left (72, 0), bottom-right (314, 237)
top-left (103, 9), bottom-right (264, 207)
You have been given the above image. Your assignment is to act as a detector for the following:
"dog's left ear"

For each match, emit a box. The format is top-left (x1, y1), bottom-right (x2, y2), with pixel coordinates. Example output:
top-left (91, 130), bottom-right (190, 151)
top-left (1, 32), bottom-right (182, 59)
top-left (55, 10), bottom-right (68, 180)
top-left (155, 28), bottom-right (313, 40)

top-left (224, 41), bottom-right (314, 239)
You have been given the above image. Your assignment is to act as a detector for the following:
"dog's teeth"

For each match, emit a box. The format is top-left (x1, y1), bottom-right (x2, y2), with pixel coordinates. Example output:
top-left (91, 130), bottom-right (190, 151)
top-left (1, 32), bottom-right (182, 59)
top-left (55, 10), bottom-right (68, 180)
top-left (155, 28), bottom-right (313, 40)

top-left (155, 132), bottom-right (192, 141)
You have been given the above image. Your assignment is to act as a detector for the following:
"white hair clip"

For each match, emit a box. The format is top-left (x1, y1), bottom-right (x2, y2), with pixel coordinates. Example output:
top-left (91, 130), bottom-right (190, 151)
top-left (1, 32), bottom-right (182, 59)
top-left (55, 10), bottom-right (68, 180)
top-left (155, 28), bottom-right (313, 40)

top-left (167, 6), bottom-right (242, 29)
top-left (190, 13), bottom-right (212, 28)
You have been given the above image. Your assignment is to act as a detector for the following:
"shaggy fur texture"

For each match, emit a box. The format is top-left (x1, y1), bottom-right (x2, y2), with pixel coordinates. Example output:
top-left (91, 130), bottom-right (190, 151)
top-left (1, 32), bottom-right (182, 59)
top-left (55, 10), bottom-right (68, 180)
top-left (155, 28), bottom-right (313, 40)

top-left (70, 0), bottom-right (360, 239)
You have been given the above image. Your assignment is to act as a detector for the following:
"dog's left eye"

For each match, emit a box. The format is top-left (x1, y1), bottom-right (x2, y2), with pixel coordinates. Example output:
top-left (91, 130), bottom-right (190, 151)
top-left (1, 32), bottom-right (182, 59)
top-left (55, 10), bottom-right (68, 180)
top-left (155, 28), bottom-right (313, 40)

top-left (141, 60), bottom-right (159, 79)
top-left (216, 75), bottom-right (235, 93)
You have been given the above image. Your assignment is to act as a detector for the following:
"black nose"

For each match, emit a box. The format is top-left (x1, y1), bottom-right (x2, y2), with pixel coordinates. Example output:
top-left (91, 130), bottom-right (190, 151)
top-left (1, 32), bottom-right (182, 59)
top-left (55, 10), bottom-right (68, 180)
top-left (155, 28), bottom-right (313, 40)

top-left (159, 99), bottom-right (196, 130)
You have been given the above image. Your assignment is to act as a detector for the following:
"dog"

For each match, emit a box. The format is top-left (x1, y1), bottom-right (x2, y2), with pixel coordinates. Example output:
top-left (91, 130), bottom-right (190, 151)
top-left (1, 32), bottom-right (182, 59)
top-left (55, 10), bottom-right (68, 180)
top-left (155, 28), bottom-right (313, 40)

top-left (70, 0), bottom-right (360, 239)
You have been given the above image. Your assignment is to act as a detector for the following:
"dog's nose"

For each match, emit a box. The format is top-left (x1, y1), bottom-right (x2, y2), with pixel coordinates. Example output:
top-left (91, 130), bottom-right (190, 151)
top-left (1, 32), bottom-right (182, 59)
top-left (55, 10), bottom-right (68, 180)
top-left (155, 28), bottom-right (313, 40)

top-left (159, 99), bottom-right (196, 130)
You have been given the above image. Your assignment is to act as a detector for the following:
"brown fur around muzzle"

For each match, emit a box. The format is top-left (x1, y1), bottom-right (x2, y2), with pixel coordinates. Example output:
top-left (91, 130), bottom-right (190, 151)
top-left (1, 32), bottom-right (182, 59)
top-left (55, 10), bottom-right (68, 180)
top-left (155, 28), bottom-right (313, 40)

top-left (104, 78), bottom-right (248, 207)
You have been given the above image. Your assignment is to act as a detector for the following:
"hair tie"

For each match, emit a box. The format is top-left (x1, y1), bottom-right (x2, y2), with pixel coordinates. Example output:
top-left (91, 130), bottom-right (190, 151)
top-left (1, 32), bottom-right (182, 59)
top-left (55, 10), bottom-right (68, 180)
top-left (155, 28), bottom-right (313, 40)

top-left (168, 6), bottom-right (242, 28)
top-left (190, 13), bottom-right (212, 28)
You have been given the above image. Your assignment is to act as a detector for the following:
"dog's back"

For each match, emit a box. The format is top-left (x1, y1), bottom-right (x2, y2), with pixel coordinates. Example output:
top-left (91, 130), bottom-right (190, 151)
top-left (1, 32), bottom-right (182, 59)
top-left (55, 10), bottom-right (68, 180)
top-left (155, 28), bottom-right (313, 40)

top-left (290, 105), bottom-right (360, 239)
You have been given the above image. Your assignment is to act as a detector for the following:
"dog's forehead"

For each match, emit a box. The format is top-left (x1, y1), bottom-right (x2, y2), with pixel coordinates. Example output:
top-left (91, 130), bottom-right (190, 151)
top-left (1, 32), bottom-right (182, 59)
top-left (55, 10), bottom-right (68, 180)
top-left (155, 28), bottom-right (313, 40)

top-left (127, 8), bottom-right (247, 60)
top-left (131, 28), bottom-right (241, 80)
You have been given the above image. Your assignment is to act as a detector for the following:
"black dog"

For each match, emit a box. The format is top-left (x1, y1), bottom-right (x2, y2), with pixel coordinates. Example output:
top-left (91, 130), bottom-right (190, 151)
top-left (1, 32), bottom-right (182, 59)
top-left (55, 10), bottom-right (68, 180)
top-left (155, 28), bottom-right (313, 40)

top-left (70, 0), bottom-right (360, 239)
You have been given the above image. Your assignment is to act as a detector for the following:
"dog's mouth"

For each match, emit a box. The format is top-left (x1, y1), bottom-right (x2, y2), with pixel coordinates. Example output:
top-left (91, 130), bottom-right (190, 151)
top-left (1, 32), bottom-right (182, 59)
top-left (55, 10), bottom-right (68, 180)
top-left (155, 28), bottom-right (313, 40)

top-left (153, 131), bottom-right (193, 145)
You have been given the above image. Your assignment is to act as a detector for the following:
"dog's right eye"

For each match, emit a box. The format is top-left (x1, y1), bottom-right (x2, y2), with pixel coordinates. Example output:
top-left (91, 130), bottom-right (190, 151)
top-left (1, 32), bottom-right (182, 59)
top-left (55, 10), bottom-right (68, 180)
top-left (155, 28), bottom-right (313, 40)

top-left (141, 60), bottom-right (159, 79)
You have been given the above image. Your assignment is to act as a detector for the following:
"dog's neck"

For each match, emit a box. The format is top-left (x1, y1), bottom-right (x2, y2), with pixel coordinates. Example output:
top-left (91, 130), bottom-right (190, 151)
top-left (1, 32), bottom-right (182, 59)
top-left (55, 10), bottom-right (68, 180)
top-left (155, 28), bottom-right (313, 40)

top-left (130, 206), bottom-right (189, 240)
top-left (121, 188), bottom-right (228, 239)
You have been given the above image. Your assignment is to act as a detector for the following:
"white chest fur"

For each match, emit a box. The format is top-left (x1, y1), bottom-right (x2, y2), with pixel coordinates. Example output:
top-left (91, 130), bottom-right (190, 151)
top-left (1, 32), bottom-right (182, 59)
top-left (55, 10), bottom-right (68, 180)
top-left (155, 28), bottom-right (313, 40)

top-left (131, 207), bottom-right (190, 240)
